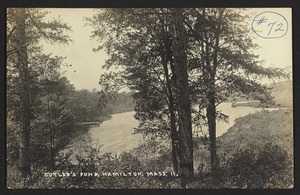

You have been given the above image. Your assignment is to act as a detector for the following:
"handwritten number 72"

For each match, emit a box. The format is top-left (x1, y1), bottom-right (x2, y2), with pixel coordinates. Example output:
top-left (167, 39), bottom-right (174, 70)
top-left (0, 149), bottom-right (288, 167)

top-left (252, 12), bottom-right (288, 38)
top-left (267, 22), bottom-right (284, 35)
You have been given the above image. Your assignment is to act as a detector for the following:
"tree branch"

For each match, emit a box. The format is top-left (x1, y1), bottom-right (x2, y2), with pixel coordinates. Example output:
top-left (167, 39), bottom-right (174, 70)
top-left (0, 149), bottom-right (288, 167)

top-left (215, 93), bottom-right (231, 108)
top-left (183, 19), bottom-right (217, 51)
top-left (191, 8), bottom-right (217, 31)
top-left (7, 49), bottom-right (18, 58)
top-left (7, 26), bottom-right (16, 41)
top-left (150, 67), bottom-right (169, 99)
top-left (26, 9), bottom-right (50, 40)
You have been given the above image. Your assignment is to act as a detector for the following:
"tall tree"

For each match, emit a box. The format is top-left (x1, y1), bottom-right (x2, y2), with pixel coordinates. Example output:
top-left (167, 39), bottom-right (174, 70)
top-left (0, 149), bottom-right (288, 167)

top-left (29, 53), bottom-right (78, 169)
top-left (184, 8), bottom-right (289, 172)
top-left (87, 8), bottom-right (184, 174)
top-left (42, 77), bottom-right (75, 169)
top-left (6, 8), bottom-right (71, 177)
top-left (171, 8), bottom-right (194, 180)
top-left (15, 8), bottom-right (31, 177)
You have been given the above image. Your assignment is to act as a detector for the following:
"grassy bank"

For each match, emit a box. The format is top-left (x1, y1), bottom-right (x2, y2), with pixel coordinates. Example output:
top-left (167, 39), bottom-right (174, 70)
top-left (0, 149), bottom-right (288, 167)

top-left (218, 109), bottom-right (293, 157)
top-left (190, 108), bottom-right (293, 188)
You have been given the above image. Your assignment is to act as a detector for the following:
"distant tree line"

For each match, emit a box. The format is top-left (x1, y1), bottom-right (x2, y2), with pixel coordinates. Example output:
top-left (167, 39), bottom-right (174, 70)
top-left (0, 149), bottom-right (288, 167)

top-left (100, 92), bottom-right (135, 115)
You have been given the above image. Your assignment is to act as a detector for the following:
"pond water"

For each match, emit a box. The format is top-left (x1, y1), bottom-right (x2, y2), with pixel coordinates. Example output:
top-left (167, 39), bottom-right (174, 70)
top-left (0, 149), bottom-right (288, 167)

top-left (88, 111), bottom-right (142, 155)
top-left (88, 102), bottom-right (278, 154)
top-left (60, 101), bottom-right (278, 162)
top-left (206, 102), bottom-right (278, 137)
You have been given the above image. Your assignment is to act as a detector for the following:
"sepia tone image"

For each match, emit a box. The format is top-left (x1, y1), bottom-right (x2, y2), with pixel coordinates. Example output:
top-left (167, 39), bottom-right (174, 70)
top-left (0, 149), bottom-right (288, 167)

top-left (6, 8), bottom-right (293, 189)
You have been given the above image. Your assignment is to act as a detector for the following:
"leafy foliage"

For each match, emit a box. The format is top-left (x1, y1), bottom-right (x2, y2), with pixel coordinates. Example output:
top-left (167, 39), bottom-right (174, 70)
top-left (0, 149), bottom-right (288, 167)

top-left (227, 143), bottom-right (291, 188)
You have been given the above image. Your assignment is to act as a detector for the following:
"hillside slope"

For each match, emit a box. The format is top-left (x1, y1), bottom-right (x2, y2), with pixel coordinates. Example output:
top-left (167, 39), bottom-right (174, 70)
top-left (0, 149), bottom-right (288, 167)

top-left (217, 109), bottom-right (293, 157)
top-left (269, 81), bottom-right (293, 107)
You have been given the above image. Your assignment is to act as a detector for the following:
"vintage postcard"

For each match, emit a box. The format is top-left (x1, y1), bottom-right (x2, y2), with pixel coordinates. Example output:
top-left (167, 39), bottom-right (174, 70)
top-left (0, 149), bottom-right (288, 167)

top-left (6, 8), bottom-right (293, 189)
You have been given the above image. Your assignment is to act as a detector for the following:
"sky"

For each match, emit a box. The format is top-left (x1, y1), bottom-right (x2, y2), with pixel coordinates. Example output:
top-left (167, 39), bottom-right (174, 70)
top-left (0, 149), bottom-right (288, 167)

top-left (250, 8), bottom-right (292, 71)
top-left (41, 8), bottom-right (292, 91)
top-left (42, 8), bottom-right (108, 91)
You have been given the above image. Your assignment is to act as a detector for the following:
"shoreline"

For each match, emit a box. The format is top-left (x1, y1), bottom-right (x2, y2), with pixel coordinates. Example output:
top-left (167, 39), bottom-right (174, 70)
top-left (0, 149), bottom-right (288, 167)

top-left (98, 108), bottom-right (135, 123)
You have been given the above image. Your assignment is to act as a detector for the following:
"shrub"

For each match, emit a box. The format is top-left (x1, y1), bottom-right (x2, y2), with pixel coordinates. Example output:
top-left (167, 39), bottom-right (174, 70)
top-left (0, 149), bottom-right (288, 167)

top-left (254, 143), bottom-right (291, 187)
top-left (227, 143), bottom-right (292, 188)
top-left (228, 148), bottom-right (257, 187)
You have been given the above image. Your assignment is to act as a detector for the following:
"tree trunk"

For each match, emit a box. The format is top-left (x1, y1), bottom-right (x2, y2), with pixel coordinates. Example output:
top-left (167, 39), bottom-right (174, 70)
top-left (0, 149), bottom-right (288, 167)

top-left (16, 8), bottom-right (31, 177)
top-left (47, 93), bottom-right (55, 170)
top-left (206, 91), bottom-right (218, 173)
top-left (162, 55), bottom-right (179, 174)
top-left (172, 8), bottom-right (194, 184)
top-left (50, 137), bottom-right (55, 170)
top-left (207, 9), bottom-right (223, 173)
top-left (160, 28), bottom-right (180, 174)
top-left (170, 110), bottom-right (179, 174)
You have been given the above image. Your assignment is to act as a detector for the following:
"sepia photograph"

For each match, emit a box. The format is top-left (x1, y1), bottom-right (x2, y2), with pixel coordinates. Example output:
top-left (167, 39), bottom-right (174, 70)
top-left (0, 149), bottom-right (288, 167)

top-left (6, 8), bottom-right (293, 189)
